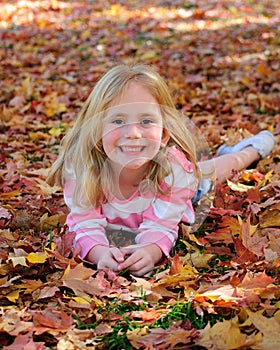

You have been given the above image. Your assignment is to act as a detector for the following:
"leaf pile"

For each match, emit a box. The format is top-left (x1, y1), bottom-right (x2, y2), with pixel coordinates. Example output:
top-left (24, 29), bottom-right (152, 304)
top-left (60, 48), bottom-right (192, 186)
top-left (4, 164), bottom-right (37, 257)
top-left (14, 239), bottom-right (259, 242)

top-left (0, 1), bottom-right (280, 349)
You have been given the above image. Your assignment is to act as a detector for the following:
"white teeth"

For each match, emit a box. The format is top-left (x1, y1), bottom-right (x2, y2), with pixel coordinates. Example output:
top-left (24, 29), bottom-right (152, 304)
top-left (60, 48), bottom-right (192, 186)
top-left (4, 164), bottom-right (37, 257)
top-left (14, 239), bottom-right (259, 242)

top-left (121, 146), bottom-right (143, 152)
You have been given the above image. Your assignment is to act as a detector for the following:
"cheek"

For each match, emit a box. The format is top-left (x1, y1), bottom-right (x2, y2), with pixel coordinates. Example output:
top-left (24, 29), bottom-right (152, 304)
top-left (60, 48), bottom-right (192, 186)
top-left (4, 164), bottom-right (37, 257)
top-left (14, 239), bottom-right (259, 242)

top-left (102, 128), bottom-right (120, 153)
top-left (146, 128), bottom-right (164, 144)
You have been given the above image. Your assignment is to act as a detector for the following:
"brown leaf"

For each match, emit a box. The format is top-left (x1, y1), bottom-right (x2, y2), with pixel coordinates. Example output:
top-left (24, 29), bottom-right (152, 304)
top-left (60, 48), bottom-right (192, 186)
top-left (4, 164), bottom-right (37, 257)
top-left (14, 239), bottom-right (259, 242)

top-left (4, 331), bottom-right (44, 350)
top-left (239, 272), bottom-right (275, 289)
top-left (32, 308), bottom-right (73, 332)
top-left (259, 203), bottom-right (280, 228)
top-left (130, 309), bottom-right (163, 322)
top-left (169, 254), bottom-right (184, 275)
top-left (196, 317), bottom-right (247, 349)
top-left (232, 235), bottom-right (258, 263)
top-left (241, 216), bottom-right (268, 257)
top-left (246, 309), bottom-right (280, 349)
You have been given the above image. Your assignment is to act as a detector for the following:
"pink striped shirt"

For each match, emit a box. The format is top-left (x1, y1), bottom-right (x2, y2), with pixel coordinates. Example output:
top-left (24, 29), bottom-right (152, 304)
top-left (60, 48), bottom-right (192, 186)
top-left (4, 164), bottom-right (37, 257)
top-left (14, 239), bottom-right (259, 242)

top-left (64, 146), bottom-right (198, 259)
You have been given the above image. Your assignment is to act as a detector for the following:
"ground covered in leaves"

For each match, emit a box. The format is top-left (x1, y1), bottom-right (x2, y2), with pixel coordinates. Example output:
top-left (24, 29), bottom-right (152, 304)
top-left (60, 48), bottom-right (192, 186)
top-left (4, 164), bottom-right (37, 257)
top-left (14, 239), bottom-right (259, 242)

top-left (0, 1), bottom-right (280, 349)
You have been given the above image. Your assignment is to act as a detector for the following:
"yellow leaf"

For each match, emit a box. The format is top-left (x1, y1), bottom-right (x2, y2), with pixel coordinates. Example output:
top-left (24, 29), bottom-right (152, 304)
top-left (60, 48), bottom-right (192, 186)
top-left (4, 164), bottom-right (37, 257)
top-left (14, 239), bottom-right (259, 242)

top-left (45, 101), bottom-right (66, 117)
top-left (14, 76), bottom-right (33, 99)
top-left (0, 190), bottom-right (20, 198)
top-left (0, 276), bottom-right (8, 286)
top-left (256, 62), bottom-right (272, 76)
top-left (26, 252), bottom-right (48, 264)
top-left (259, 203), bottom-right (280, 228)
top-left (110, 4), bottom-right (122, 15)
top-left (8, 256), bottom-right (28, 268)
top-left (73, 296), bottom-right (91, 304)
top-left (246, 309), bottom-right (280, 347)
top-left (6, 290), bottom-right (20, 303)
top-left (241, 75), bottom-right (251, 87)
top-left (17, 279), bottom-right (43, 294)
top-left (140, 51), bottom-right (158, 60)
top-left (40, 213), bottom-right (66, 230)
top-left (9, 60), bottom-right (22, 67)
top-left (81, 29), bottom-right (91, 40)
top-left (28, 131), bottom-right (40, 140)
top-left (49, 127), bottom-right (62, 137)
top-left (127, 326), bottom-right (149, 349)
top-left (35, 177), bottom-right (62, 196)
top-left (51, 0), bottom-right (59, 9)
top-left (28, 131), bottom-right (50, 140)
top-left (264, 170), bottom-right (274, 182)
top-left (227, 179), bottom-right (254, 192)
top-left (181, 250), bottom-right (215, 268)
top-left (197, 317), bottom-right (247, 349)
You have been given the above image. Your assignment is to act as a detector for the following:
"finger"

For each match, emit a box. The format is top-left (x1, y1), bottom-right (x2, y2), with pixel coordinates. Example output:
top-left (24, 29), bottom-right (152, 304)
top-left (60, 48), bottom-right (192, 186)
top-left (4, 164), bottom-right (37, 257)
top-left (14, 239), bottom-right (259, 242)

top-left (110, 247), bottom-right (125, 263)
top-left (119, 246), bottom-right (135, 256)
top-left (118, 253), bottom-right (141, 271)
top-left (130, 265), bottom-right (154, 277)
top-left (98, 259), bottom-right (119, 272)
top-left (129, 259), bottom-right (151, 274)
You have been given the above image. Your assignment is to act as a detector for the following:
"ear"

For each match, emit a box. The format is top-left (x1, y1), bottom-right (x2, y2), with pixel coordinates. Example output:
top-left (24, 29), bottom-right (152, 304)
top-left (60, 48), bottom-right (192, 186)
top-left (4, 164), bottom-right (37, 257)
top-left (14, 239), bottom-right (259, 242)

top-left (161, 129), bottom-right (170, 147)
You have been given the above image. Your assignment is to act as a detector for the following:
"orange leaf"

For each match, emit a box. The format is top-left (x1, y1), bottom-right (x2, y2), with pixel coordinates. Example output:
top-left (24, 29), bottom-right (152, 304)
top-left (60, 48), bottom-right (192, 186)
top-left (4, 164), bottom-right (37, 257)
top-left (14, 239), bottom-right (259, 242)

top-left (239, 271), bottom-right (275, 289)
top-left (130, 309), bottom-right (163, 322)
top-left (169, 254), bottom-right (184, 275)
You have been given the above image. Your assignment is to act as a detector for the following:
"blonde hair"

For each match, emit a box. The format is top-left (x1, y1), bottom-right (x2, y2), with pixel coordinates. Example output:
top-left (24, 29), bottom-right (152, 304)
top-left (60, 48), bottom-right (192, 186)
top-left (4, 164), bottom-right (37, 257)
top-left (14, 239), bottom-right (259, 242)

top-left (47, 64), bottom-right (199, 207)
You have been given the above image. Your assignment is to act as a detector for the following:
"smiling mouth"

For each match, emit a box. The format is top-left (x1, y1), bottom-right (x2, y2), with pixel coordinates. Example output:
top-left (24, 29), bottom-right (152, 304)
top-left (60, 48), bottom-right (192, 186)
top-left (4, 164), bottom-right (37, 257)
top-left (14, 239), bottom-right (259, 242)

top-left (120, 146), bottom-right (144, 152)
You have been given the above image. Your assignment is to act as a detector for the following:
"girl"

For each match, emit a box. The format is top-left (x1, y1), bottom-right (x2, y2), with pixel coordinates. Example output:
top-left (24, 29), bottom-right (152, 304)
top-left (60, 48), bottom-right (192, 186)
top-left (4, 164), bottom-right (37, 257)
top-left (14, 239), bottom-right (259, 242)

top-left (47, 64), bottom-right (276, 276)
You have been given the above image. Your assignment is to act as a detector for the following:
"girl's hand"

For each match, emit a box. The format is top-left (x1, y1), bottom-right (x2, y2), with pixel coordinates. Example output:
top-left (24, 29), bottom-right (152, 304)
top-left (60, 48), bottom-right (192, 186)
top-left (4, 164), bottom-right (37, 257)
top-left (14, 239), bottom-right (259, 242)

top-left (118, 243), bottom-right (162, 276)
top-left (86, 245), bottom-right (125, 271)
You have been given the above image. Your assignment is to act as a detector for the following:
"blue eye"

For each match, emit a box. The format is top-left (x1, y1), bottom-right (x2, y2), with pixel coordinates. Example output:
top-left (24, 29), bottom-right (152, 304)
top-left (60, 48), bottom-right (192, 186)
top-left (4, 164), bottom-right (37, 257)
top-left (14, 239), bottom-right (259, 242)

top-left (141, 119), bottom-right (154, 125)
top-left (112, 119), bottom-right (125, 125)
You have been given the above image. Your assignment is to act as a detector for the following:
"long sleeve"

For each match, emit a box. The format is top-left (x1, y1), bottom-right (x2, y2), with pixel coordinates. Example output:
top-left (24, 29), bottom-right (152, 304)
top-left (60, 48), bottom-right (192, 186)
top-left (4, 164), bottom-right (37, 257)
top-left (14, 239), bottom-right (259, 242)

top-left (64, 178), bottom-right (109, 259)
top-left (135, 147), bottom-right (198, 256)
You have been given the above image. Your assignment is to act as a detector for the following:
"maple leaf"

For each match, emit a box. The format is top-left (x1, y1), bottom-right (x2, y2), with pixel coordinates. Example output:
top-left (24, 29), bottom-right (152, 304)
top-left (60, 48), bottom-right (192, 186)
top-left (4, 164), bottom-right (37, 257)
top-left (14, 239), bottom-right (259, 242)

top-left (169, 253), bottom-right (184, 274)
top-left (32, 308), bottom-right (73, 336)
top-left (266, 229), bottom-right (280, 257)
top-left (130, 309), bottom-right (163, 322)
top-left (232, 235), bottom-right (258, 263)
top-left (0, 309), bottom-right (33, 336)
top-left (62, 263), bottom-right (95, 296)
top-left (246, 309), bottom-right (280, 350)
top-left (4, 331), bottom-right (44, 350)
top-left (239, 271), bottom-right (275, 290)
top-left (0, 206), bottom-right (13, 228)
top-left (26, 251), bottom-right (49, 264)
top-left (198, 316), bottom-right (263, 349)
top-left (259, 202), bottom-right (280, 228)
top-left (241, 216), bottom-right (268, 257)
top-left (33, 285), bottom-right (60, 301)
top-left (195, 284), bottom-right (242, 304)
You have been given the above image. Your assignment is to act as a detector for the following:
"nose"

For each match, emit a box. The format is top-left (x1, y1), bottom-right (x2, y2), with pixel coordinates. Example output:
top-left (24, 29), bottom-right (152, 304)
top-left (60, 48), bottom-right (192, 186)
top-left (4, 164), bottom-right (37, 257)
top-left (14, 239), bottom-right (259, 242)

top-left (124, 122), bottom-right (142, 139)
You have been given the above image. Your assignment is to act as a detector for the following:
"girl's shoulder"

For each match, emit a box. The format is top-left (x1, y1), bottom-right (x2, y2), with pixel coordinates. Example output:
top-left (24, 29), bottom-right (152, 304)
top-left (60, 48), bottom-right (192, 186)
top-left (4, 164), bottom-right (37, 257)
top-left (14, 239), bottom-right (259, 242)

top-left (167, 146), bottom-right (194, 173)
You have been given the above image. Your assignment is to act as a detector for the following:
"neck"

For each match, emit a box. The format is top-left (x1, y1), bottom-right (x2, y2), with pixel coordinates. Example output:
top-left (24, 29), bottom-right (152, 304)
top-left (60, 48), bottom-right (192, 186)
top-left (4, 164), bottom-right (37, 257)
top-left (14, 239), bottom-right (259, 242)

top-left (111, 163), bottom-right (150, 199)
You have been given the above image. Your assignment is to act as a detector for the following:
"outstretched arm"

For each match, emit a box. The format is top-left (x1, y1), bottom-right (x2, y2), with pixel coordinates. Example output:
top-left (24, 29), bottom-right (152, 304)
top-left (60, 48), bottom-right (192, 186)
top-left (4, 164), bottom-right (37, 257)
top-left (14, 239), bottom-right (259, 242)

top-left (198, 147), bottom-right (260, 184)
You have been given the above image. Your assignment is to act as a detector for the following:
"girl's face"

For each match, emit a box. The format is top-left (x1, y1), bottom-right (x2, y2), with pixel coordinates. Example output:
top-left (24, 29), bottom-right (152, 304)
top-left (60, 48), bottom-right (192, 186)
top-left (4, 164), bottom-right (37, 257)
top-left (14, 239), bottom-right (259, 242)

top-left (102, 82), bottom-right (169, 174)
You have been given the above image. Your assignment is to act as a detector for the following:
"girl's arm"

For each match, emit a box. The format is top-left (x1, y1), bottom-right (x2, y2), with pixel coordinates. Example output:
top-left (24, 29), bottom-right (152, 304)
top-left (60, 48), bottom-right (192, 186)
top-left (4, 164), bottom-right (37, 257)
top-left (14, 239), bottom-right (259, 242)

top-left (64, 178), bottom-right (110, 259)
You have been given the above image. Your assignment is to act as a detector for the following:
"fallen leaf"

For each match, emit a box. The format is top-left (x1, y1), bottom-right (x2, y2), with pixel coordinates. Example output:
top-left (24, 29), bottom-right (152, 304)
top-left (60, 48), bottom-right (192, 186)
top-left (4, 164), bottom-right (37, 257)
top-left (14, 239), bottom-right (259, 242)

top-left (26, 252), bottom-right (49, 264)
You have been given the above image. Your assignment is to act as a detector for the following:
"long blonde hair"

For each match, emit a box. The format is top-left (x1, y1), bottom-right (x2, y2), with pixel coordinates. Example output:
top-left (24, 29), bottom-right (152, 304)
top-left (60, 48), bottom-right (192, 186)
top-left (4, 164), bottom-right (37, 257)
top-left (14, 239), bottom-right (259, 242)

top-left (47, 64), bottom-right (199, 207)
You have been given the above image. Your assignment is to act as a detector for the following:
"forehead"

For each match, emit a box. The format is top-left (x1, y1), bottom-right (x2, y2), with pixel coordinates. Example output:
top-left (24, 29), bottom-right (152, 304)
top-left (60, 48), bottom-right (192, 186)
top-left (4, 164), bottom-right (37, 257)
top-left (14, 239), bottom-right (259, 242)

top-left (110, 81), bottom-right (158, 105)
top-left (105, 102), bottom-right (162, 118)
